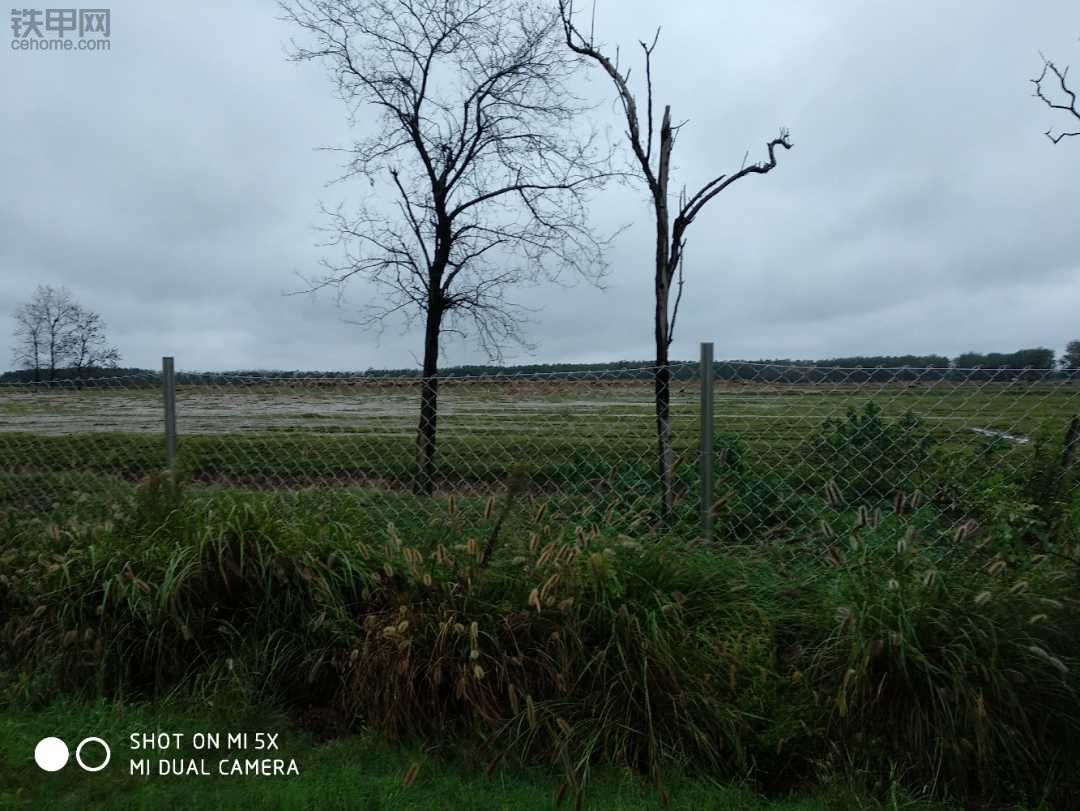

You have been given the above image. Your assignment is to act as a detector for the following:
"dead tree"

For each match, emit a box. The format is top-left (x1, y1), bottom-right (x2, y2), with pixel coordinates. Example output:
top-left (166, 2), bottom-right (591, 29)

top-left (282, 0), bottom-right (609, 496)
top-left (1032, 53), bottom-right (1080, 143)
top-left (560, 1), bottom-right (791, 519)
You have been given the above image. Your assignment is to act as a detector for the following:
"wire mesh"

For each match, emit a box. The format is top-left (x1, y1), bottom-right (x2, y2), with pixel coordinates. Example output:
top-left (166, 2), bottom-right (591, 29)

top-left (1, 362), bottom-right (1077, 541)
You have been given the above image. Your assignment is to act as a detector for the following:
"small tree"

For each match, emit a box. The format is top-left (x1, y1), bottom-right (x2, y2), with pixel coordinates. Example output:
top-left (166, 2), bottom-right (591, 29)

top-left (560, 1), bottom-right (792, 518)
top-left (1032, 52), bottom-right (1079, 143)
top-left (282, 0), bottom-right (609, 495)
top-left (10, 285), bottom-right (120, 380)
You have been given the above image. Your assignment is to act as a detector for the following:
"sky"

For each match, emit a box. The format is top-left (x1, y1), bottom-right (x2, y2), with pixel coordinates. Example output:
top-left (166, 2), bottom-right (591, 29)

top-left (1, 0), bottom-right (1078, 373)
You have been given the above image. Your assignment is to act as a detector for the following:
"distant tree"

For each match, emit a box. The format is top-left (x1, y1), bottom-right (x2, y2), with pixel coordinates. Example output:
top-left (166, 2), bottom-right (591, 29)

top-left (1032, 51), bottom-right (1079, 143)
top-left (281, 0), bottom-right (610, 495)
top-left (10, 285), bottom-right (120, 381)
top-left (1062, 340), bottom-right (1080, 370)
top-left (560, 0), bottom-right (792, 518)
top-left (66, 306), bottom-right (121, 373)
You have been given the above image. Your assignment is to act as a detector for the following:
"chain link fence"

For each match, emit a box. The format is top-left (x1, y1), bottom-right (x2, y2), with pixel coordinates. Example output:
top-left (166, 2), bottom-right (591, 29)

top-left (1, 351), bottom-right (1077, 541)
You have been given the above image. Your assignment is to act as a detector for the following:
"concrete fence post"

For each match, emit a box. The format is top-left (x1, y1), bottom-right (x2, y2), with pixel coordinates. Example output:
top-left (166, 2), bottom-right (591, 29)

top-left (163, 356), bottom-right (177, 473)
top-left (700, 342), bottom-right (715, 542)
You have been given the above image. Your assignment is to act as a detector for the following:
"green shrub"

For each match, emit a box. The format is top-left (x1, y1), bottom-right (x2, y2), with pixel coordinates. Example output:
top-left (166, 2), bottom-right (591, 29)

top-left (808, 402), bottom-right (935, 503)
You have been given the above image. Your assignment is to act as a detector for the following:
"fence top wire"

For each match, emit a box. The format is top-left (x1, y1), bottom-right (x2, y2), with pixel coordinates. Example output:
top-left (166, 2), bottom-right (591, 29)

top-left (173, 363), bottom-right (697, 385)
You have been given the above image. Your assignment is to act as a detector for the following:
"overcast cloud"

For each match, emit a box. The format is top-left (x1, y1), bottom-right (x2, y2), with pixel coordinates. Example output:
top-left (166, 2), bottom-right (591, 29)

top-left (1, 1), bottom-right (1077, 372)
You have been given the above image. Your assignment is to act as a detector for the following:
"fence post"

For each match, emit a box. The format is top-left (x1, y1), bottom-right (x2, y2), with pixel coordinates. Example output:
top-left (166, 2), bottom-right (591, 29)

top-left (163, 356), bottom-right (177, 473)
top-left (700, 342), bottom-right (715, 541)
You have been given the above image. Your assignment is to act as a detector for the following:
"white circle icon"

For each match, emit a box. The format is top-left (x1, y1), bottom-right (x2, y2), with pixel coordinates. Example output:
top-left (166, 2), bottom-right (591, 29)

top-left (34, 737), bottom-right (70, 771)
top-left (75, 737), bottom-right (111, 772)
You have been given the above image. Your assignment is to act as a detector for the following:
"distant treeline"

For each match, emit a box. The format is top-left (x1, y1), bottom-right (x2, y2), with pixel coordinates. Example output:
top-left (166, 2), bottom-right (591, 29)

top-left (0, 348), bottom-right (1068, 385)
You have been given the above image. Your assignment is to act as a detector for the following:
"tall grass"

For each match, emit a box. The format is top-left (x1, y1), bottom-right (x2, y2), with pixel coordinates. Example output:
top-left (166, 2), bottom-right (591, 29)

top-left (2, 474), bottom-right (1079, 806)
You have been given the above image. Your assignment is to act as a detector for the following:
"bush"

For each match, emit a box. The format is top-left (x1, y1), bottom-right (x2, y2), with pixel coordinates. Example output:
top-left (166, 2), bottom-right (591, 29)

top-left (808, 402), bottom-right (935, 503)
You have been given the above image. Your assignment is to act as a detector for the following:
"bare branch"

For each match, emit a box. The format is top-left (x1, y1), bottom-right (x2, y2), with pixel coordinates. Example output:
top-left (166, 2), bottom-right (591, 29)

top-left (1032, 54), bottom-right (1080, 144)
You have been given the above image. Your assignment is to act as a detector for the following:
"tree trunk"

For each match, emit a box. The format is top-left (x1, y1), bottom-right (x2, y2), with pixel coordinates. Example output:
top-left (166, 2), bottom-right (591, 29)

top-left (653, 217), bottom-right (675, 520)
top-left (653, 106), bottom-right (676, 520)
top-left (414, 301), bottom-right (442, 496)
top-left (1063, 414), bottom-right (1080, 472)
top-left (654, 324), bottom-right (675, 518)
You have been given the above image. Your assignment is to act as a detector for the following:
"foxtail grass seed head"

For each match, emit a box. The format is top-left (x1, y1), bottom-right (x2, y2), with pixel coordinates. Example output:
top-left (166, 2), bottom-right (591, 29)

top-left (540, 573), bottom-right (560, 602)
top-left (526, 694), bottom-right (537, 728)
top-left (887, 579), bottom-right (900, 591)
top-left (402, 763), bottom-right (420, 787)
top-left (826, 546), bottom-right (844, 568)
top-left (824, 480), bottom-right (843, 507)
top-left (532, 503), bottom-right (547, 525)
top-left (1009, 580), bottom-right (1029, 594)
top-left (536, 543), bottom-right (556, 568)
top-left (953, 520), bottom-right (977, 543)
top-left (835, 607), bottom-right (853, 627)
top-left (528, 587), bottom-right (541, 612)
top-left (557, 718), bottom-right (572, 736)
top-left (1029, 614), bottom-right (1049, 624)
top-left (1040, 598), bottom-right (1064, 610)
top-left (447, 494), bottom-right (457, 517)
top-left (974, 591), bottom-right (993, 606)
top-left (899, 526), bottom-right (917, 554)
top-left (469, 621), bottom-right (479, 647)
top-left (483, 496), bottom-right (495, 520)
top-left (987, 559), bottom-right (1007, 576)
top-left (819, 519), bottom-right (837, 540)
top-left (1029, 645), bottom-right (1069, 674)
top-left (473, 663), bottom-right (485, 679)
top-left (854, 505), bottom-right (868, 529)
top-left (892, 491), bottom-right (906, 517)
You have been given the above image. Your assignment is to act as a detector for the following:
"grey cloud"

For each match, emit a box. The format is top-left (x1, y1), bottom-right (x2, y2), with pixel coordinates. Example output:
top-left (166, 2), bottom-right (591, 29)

top-left (1, 0), bottom-right (1077, 373)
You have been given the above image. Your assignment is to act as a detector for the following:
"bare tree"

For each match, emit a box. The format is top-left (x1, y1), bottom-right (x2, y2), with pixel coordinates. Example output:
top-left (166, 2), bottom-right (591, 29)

top-left (66, 306), bottom-right (121, 373)
top-left (12, 285), bottom-right (79, 381)
top-left (12, 297), bottom-right (46, 382)
top-left (1032, 52), bottom-right (1080, 143)
top-left (10, 285), bottom-right (119, 380)
top-left (281, 0), bottom-right (609, 495)
top-left (559, 1), bottom-right (792, 519)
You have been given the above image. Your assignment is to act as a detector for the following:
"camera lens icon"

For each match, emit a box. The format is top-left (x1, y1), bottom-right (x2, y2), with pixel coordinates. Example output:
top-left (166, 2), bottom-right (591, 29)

top-left (34, 737), bottom-right (68, 772)
top-left (35, 737), bottom-right (111, 772)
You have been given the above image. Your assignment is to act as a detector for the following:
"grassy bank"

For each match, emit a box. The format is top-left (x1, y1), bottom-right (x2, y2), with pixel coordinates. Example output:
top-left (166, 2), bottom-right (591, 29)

top-left (2, 474), bottom-right (1079, 807)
